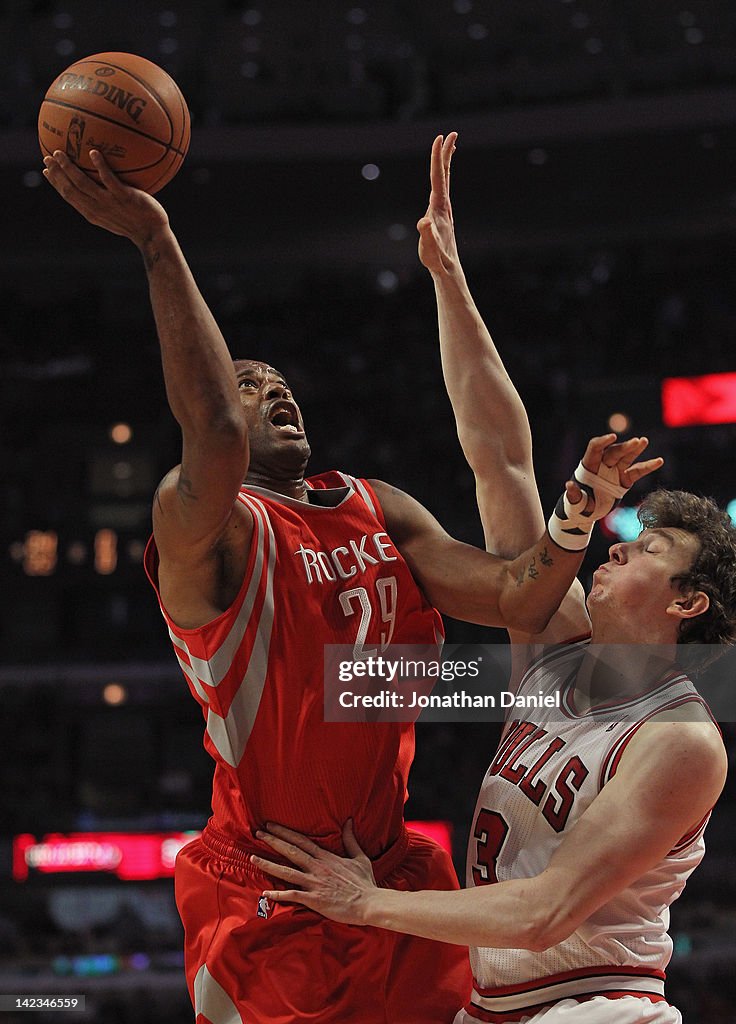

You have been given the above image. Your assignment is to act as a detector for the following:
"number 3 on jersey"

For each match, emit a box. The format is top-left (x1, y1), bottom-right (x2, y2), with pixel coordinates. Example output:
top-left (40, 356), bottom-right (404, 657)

top-left (339, 576), bottom-right (397, 659)
top-left (472, 808), bottom-right (510, 886)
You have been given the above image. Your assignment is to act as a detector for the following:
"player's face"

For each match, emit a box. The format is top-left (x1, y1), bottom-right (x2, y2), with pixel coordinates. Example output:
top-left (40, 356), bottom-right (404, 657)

top-left (233, 359), bottom-right (311, 471)
top-left (587, 527), bottom-right (701, 634)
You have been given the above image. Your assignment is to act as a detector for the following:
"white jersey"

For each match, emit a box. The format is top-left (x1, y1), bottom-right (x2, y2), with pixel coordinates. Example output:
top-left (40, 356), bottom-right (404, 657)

top-left (463, 640), bottom-right (717, 1022)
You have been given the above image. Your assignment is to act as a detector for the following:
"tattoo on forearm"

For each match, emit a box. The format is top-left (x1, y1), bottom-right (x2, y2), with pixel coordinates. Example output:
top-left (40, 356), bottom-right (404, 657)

top-left (515, 546), bottom-right (555, 588)
top-left (177, 471), bottom-right (198, 503)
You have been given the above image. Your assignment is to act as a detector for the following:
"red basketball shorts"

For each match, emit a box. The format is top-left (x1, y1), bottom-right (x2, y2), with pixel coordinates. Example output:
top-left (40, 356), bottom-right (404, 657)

top-left (175, 822), bottom-right (472, 1024)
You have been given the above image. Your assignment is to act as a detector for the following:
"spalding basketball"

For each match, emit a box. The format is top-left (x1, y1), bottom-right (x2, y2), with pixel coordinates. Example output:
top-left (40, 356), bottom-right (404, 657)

top-left (38, 52), bottom-right (191, 194)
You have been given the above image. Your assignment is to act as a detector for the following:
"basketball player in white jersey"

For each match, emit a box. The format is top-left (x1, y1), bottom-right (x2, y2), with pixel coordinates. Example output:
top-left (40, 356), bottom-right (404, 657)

top-left (250, 135), bottom-right (734, 1023)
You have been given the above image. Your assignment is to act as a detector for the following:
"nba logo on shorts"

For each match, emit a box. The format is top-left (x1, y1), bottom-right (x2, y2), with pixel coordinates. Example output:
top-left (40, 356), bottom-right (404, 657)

top-left (257, 895), bottom-right (271, 919)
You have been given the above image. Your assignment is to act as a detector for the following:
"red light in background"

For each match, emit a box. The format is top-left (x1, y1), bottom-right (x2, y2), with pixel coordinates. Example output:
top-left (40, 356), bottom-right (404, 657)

top-left (662, 372), bottom-right (736, 427)
top-left (12, 832), bottom-right (199, 882)
top-left (12, 822), bottom-right (453, 881)
top-left (406, 820), bottom-right (453, 854)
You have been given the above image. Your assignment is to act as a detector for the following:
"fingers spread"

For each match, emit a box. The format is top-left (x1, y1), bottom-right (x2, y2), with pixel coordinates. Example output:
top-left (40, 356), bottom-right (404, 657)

top-left (581, 433), bottom-right (617, 471)
top-left (623, 457), bottom-right (665, 483)
top-left (576, 431), bottom-right (662, 507)
top-left (587, 433), bottom-right (618, 452)
top-left (601, 436), bottom-right (647, 469)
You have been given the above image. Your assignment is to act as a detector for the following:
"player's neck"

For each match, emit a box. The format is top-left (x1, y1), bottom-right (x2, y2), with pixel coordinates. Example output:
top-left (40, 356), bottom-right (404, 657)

top-left (574, 643), bottom-right (678, 709)
top-left (243, 469), bottom-right (309, 502)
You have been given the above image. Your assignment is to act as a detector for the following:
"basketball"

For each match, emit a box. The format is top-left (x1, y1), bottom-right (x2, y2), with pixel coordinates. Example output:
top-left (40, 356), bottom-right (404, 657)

top-left (38, 52), bottom-right (191, 195)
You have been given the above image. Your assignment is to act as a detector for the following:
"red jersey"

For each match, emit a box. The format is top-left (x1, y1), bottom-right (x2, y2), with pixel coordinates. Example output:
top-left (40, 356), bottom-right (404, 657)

top-left (145, 471), bottom-right (444, 859)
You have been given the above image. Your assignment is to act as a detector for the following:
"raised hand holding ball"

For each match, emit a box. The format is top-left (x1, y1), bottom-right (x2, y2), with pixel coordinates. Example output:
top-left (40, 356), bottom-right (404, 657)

top-left (38, 52), bottom-right (190, 195)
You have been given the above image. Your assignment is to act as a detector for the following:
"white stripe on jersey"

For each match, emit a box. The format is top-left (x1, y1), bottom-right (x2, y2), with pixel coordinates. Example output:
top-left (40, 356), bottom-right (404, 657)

top-left (204, 494), bottom-right (277, 767)
top-left (351, 477), bottom-right (379, 518)
top-left (336, 472), bottom-right (378, 519)
top-left (168, 491), bottom-right (271, 689)
top-left (172, 646), bottom-right (210, 704)
top-left (164, 494), bottom-right (277, 768)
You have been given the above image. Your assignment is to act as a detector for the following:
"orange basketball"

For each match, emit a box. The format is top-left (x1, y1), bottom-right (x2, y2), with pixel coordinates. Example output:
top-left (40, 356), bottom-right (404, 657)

top-left (38, 52), bottom-right (191, 195)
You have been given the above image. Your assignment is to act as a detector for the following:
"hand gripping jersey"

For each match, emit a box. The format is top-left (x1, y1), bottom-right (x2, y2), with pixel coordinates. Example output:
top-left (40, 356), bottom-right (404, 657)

top-left (461, 639), bottom-right (719, 1023)
top-left (144, 471), bottom-right (445, 860)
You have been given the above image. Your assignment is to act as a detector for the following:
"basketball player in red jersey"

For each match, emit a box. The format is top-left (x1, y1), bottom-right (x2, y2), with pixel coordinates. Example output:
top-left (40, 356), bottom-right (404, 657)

top-left (251, 135), bottom-right (734, 1023)
top-left (43, 144), bottom-right (661, 1024)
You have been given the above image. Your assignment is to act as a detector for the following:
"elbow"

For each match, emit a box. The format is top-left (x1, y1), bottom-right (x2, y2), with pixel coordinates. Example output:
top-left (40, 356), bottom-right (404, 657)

top-left (499, 591), bottom-right (553, 635)
top-left (455, 428), bottom-right (501, 476)
top-left (455, 427), bottom-right (532, 476)
top-left (216, 408), bottom-right (248, 442)
top-left (496, 874), bottom-right (580, 952)
top-left (521, 606), bottom-right (555, 635)
top-left (212, 410), bottom-right (249, 462)
top-left (525, 925), bottom-right (560, 954)
top-left (169, 376), bottom-right (246, 436)
top-left (523, 906), bottom-right (576, 953)
top-left (455, 425), bottom-right (488, 468)
top-left (183, 406), bottom-right (247, 447)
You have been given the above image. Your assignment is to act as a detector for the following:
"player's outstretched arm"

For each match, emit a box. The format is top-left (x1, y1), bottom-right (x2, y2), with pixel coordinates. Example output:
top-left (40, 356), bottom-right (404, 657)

top-left (43, 150), bottom-right (250, 566)
top-left (252, 713), bottom-right (725, 949)
top-left (419, 132), bottom-right (590, 650)
top-left (372, 434), bottom-right (662, 635)
top-left (419, 133), bottom-right (542, 558)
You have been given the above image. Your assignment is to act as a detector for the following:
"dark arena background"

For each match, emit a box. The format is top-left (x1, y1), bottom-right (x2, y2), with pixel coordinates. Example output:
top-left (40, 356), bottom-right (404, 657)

top-left (1, 2), bottom-right (736, 1021)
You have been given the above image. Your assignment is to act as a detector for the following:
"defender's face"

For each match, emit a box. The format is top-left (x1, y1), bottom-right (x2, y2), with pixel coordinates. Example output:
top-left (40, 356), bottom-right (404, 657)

top-left (588, 527), bottom-right (701, 625)
top-left (233, 359), bottom-right (310, 466)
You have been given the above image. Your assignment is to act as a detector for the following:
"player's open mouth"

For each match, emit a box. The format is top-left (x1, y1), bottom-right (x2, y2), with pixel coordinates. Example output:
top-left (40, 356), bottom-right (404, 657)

top-left (268, 401), bottom-right (304, 436)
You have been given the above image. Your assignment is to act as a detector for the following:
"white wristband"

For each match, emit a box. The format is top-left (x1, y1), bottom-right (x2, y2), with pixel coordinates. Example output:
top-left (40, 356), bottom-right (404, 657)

top-left (548, 460), bottom-right (628, 552)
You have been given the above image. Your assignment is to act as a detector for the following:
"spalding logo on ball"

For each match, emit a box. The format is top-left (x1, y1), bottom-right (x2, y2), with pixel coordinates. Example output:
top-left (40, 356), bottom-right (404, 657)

top-left (38, 52), bottom-right (191, 194)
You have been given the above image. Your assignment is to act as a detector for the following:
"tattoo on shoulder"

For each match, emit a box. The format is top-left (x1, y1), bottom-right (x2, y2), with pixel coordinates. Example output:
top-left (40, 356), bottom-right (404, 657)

top-left (177, 471), bottom-right (198, 503)
top-left (527, 557), bottom-right (539, 580)
top-left (153, 482), bottom-right (165, 515)
top-left (539, 546), bottom-right (553, 567)
top-left (515, 566), bottom-right (526, 588)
